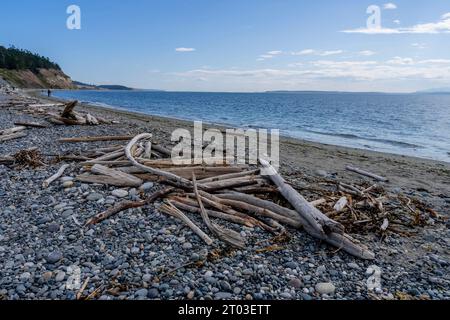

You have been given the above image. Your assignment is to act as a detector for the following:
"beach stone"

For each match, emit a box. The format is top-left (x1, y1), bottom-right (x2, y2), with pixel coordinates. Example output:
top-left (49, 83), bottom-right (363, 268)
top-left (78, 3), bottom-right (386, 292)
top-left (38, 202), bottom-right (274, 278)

top-left (285, 262), bottom-right (298, 269)
top-left (315, 282), bottom-right (335, 295)
top-left (42, 272), bottom-right (53, 281)
top-left (135, 289), bottom-right (148, 297)
top-left (140, 182), bottom-right (154, 191)
top-left (148, 288), bottom-right (159, 299)
top-left (47, 223), bottom-right (60, 233)
top-left (60, 177), bottom-right (74, 182)
top-left (20, 272), bottom-right (32, 281)
top-left (46, 251), bottom-right (63, 264)
top-left (55, 271), bottom-right (66, 282)
top-left (187, 291), bottom-right (195, 299)
top-left (314, 169), bottom-right (328, 177)
top-left (288, 278), bottom-right (303, 289)
top-left (62, 181), bottom-right (74, 188)
top-left (348, 262), bottom-right (360, 270)
top-left (86, 193), bottom-right (103, 201)
top-left (182, 242), bottom-right (193, 250)
top-left (219, 280), bottom-right (232, 292)
top-left (215, 292), bottom-right (232, 300)
top-left (112, 189), bottom-right (128, 198)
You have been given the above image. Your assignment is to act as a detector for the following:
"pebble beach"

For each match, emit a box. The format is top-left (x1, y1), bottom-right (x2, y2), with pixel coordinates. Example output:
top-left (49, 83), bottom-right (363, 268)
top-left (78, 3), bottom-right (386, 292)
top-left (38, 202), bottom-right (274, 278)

top-left (0, 87), bottom-right (449, 301)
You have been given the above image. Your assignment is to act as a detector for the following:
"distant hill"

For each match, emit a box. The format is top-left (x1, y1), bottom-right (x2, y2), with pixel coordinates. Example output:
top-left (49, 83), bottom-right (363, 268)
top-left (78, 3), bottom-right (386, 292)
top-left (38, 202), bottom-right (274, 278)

top-left (0, 45), bottom-right (75, 89)
top-left (265, 90), bottom-right (383, 94)
top-left (416, 88), bottom-right (450, 94)
top-left (73, 81), bottom-right (134, 90)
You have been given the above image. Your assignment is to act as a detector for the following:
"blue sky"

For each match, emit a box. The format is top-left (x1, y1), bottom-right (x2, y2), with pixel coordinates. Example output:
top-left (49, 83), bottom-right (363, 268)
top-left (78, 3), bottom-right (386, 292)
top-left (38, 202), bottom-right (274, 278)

top-left (1, 0), bottom-right (450, 92)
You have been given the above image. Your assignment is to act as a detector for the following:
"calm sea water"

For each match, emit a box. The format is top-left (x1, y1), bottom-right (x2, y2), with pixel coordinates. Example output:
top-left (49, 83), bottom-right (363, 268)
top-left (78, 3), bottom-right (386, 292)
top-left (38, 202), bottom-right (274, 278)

top-left (52, 90), bottom-right (450, 162)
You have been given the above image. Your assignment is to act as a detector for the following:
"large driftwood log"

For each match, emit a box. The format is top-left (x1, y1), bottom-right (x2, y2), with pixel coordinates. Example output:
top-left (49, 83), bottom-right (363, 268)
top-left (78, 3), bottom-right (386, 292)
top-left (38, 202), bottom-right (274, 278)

top-left (90, 164), bottom-right (143, 187)
top-left (259, 158), bottom-right (344, 235)
top-left (259, 159), bottom-right (375, 260)
top-left (61, 101), bottom-right (78, 119)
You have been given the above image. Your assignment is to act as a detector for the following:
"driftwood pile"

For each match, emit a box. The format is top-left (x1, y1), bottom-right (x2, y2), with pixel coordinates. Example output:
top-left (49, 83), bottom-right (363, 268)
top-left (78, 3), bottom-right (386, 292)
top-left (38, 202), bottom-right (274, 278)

top-left (49, 132), bottom-right (378, 260)
top-left (0, 100), bottom-right (116, 144)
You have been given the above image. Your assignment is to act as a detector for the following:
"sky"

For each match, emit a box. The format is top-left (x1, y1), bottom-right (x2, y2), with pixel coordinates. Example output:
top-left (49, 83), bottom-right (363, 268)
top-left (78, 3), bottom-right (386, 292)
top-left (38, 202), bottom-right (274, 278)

top-left (1, 0), bottom-right (450, 92)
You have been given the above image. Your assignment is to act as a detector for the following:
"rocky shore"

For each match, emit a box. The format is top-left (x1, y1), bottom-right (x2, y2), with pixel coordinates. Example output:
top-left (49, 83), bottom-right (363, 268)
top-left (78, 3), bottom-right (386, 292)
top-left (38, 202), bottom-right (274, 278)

top-left (0, 87), bottom-right (449, 300)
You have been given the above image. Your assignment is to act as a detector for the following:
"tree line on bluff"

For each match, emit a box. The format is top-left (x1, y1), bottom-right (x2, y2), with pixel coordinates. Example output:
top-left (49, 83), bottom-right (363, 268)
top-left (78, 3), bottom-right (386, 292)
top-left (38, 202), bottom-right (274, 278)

top-left (0, 46), bottom-right (61, 73)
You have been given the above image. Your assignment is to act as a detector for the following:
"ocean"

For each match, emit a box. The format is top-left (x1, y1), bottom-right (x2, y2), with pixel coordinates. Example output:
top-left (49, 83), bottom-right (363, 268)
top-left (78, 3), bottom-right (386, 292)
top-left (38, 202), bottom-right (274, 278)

top-left (51, 90), bottom-right (450, 163)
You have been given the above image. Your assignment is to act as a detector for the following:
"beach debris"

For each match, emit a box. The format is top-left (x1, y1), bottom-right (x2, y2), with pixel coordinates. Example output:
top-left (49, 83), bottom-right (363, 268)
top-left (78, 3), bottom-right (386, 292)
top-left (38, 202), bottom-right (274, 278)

top-left (43, 164), bottom-right (70, 188)
top-left (333, 197), bottom-right (348, 213)
top-left (0, 148), bottom-right (45, 168)
top-left (46, 100), bottom-right (111, 126)
top-left (345, 165), bottom-right (389, 182)
top-left (0, 126), bottom-right (27, 142)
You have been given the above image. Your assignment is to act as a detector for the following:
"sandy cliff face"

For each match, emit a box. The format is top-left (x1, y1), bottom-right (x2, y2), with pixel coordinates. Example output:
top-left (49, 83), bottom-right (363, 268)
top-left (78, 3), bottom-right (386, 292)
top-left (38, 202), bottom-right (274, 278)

top-left (0, 68), bottom-right (75, 89)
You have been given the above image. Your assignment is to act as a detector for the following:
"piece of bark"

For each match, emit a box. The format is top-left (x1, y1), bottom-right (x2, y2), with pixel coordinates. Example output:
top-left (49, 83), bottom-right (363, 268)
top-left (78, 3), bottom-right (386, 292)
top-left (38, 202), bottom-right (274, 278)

top-left (345, 165), bottom-right (389, 182)
top-left (90, 164), bottom-right (143, 187)
top-left (43, 164), bottom-right (70, 188)
top-left (85, 201), bottom-right (144, 226)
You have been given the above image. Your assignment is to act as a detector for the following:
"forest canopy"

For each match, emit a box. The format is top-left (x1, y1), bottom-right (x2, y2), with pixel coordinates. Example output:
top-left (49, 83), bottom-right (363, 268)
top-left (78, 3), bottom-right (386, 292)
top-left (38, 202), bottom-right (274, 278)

top-left (0, 46), bottom-right (61, 72)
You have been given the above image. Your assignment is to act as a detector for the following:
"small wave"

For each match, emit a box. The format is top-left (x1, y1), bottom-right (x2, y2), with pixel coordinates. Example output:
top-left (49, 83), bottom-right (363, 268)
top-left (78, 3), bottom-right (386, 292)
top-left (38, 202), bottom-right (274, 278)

top-left (304, 129), bottom-right (422, 149)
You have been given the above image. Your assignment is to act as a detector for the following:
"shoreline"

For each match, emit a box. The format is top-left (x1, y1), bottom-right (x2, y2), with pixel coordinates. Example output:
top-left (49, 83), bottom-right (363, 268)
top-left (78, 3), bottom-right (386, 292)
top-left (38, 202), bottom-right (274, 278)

top-left (28, 89), bottom-right (450, 169)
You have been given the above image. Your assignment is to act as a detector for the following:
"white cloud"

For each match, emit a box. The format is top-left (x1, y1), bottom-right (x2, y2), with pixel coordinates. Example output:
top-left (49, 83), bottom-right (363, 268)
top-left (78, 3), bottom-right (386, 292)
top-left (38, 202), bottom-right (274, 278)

top-left (291, 49), bottom-right (344, 56)
top-left (292, 49), bottom-right (316, 56)
top-left (319, 50), bottom-right (344, 56)
top-left (175, 58), bottom-right (450, 85)
top-left (384, 3), bottom-right (397, 10)
top-left (393, 20), bottom-right (401, 25)
top-left (387, 57), bottom-right (415, 65)
top-left (267, 50), bottom-right (283, 55)
top-left (358, 50), bottom-right (376, 56)
top-left (175, 47), bottom-right (196, 52)
top-left (342, 12), bottom-right (450, 34)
